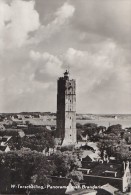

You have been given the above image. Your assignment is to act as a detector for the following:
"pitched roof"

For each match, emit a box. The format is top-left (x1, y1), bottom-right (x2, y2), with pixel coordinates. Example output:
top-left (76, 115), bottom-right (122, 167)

top-left (66, 188), bottom-right (97, 195)
top-left (82, 155), bottom-right (92, 162)
top-left (80, 144), bottom-right (95, 151)
top-left (3, 135), bottom-right (12, 139)
top-left (89, 163), bottom-right (123, 178)
top-left (96, 189), bottom-right (112, 195)
top-left (81, 150), bottom-right (100, 161)
top-left (2, 136), bottom-right (12, 142)
top-left (82, 161), bottom-right (99, 169)
top-left (101, 183), bottom-right (118, 194)
top-left (0, 145), bottom-right (8, 151)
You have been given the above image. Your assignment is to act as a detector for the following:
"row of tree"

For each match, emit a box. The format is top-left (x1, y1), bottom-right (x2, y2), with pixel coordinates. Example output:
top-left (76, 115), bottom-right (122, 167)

top-left (77, 122), bottom-right (131, 161)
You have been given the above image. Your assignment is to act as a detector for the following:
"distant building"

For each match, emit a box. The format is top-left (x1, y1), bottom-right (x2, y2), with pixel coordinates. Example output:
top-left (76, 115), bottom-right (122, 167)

top-left (56, 70), bottom-right (76, 145)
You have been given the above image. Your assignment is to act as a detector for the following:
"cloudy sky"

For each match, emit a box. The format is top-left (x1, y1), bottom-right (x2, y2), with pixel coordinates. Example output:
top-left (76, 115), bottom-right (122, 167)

top-left (0, 0), bottom-right (131, 114)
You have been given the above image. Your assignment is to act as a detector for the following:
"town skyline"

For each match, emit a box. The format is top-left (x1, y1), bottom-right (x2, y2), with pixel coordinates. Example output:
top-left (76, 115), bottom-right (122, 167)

top-left (0, 0), bottom-right (131, 114)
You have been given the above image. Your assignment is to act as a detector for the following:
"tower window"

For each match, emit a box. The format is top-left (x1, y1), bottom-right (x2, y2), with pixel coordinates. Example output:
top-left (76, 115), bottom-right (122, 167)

top-left (70, 100), bottom-right (71, 102)
top-left (70, 134), bottom-right (71, 137)
top-left (70, 126), bottom-right (71, 129)
top-left (70, 117), bottom-right (71, 119)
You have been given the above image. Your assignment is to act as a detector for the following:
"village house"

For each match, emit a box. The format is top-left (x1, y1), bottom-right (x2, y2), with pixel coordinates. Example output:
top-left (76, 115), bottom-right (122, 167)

top-left (78, 161), bottom-right (130, 193)
top-left (0, 145), bottom-right (10, 152)
top-left (0, 136), bottom-right (12, 146)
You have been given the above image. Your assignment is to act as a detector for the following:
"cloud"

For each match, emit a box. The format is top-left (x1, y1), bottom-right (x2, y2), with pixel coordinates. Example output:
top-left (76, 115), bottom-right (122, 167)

top-left (72, 0), bottom-right (131, 46)
top-left (0, 0), bottom-right (40, 52)
top-left (64, 41), bottom-right (131, 113)
top-left (1, 40), bottom-right (131, 113)
top-left (29, 39), bottom-right (131, 113)
top-left (0, 0), bottom-right (131, 113)
top-left (55, 2), bottom-right (75, 20)
top-left (65, 42), bottom-right (130, 89)
top-left (28, 2), bottom-right (75, 44)
top-left (30, 50), bottom-right (63, 82)
top-left (0, 72), bottom-right (56, 112)
top-left (65, 43), bottom-right (115, 90)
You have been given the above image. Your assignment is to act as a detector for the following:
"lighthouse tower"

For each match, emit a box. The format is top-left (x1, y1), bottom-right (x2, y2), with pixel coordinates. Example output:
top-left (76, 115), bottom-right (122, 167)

top-left (56, 70), bottom-right (76, 145)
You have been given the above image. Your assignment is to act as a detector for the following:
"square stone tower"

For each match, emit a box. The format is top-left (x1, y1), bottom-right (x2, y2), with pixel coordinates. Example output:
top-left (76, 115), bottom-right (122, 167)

top-left (56, 70), bottom-right (76, 145)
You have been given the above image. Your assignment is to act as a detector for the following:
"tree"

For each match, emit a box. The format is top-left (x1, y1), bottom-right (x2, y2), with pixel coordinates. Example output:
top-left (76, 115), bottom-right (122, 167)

top-left (21, 131), bottom-right (55, 152)
top-left (97, 125), bottom-right (131, 161)
top-left (76, 123), bottom-right (83, 129)
top-left (114, 142), bottom-right (131, 161)
top-left (77, 129), bottom-right (83, 141)
top-left (67, 170), bottom-right (83, 182)
top-left (0, 150), bottom-right (55, 189)
top-left (50, 151), bottom-right (81, 177)
top-left (82, 123), bottom-right (97, 138)
top-left (106, 124), bottom-right (122, 135)
top-left (32, 157), bottom-right (56, 186)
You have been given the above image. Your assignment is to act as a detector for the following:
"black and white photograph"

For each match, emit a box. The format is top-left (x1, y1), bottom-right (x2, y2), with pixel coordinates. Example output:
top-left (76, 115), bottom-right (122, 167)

top-left (0, 0), bottom-right (131, 194)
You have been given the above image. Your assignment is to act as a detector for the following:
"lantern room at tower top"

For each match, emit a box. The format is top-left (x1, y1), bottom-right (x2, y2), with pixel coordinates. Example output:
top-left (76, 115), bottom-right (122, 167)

top-left (64, 70), bottom-right (69, 79)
